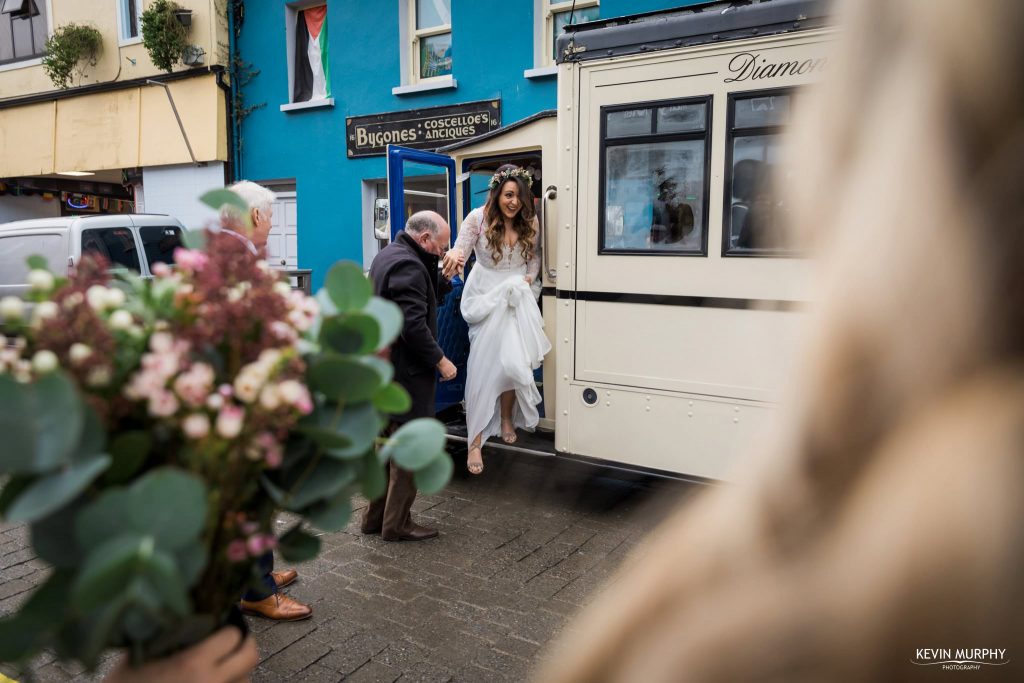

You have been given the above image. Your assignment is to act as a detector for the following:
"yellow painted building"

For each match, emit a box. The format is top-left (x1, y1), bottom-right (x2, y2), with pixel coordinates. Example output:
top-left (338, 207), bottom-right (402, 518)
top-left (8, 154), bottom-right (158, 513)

top-left (0, 0), bottom-right (231, 225)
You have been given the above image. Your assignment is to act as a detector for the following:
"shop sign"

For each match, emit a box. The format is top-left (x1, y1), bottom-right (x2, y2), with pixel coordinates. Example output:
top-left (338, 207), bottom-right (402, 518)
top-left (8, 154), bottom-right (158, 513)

top-left (346, 99), bottom-right (501, 158)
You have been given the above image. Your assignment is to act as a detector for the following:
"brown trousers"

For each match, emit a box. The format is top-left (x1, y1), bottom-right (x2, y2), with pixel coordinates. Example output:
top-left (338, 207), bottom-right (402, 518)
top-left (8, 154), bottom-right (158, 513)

top-left (360, 461), bottom-right (417, 537)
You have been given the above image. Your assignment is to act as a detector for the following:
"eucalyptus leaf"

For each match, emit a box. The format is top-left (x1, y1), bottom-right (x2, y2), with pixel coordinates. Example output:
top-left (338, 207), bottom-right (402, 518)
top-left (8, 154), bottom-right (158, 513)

top-left (75, 489), bottom-right (131, 549)
top-left (180, 228), bottom-right (207, 250)
top-left (71, 404), bottom-right (106, 464)
top-left (372, 383), bottom-right (412, 415)
top-left (295, 424), bottom-right (352, 449)
top-left (309, 355), bottom-right (384, 404)
top-left (0, 372), bottom-right (84, 474)
top-left (325, 401), bottom-right (384, 459)
top-left (102, 431), bottom-right (152, 485)
top-left (319, 313), bottom-right (380, 355)
top-left (360, 450), bottom-right (387, 500)
top-left (199, 189), bottom-right (249, 218)
top-left (413, 454), bottom-right (454, 495)
top-left (26, 254), bottom-right (51, 271)
top-left (0, 475), bottom-right (31, 516)
top-left (32, 501), bottom-right (86, 569)
top-left (6, 454), bottom-right (111, 524)
top-left (173, 540), bottom-right (208, 587)
top-left (324, 261), bottom-right (372, 312)
top-left (72, 534), bottom-right (152, 612)
top-left (380, 418), bottom-right (447, 471)
top-left (277, 525), bottom-right (321, 563)
top-left (364, 296), bottom-right (403, 349)
top-left (360, 355), bottom-right (394, 387)
top-left (304, 495), bottom-right (353, 533)
top-left (128, 468), bottom-right (207, 551)
top-left (275, 458), bottom-right (356, 511)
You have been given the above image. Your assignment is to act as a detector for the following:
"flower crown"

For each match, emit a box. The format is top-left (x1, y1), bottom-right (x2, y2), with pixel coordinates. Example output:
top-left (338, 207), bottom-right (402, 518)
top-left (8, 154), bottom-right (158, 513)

top-left (488, 167), bottom-right (533, 190)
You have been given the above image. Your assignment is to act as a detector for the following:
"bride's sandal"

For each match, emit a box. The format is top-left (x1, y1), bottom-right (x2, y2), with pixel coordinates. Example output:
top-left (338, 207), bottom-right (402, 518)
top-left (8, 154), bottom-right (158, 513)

top-left (467, 445), bottom-right (484, 475)
top-left (500, 418), bottom-right (518, 444)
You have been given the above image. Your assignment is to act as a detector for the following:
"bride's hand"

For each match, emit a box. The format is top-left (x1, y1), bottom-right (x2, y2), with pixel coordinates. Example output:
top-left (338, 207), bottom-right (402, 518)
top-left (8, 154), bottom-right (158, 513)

top-left (441, 250), bottom-right (464, 279)
top-left (523, 275), bottom-right (533, 285)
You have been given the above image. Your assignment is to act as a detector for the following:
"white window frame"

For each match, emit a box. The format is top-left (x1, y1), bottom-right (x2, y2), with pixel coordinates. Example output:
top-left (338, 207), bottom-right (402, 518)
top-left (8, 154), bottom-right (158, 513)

top-left (528, 0), bottom-right (598, 76)
top-left (115, 0), bottom-right (142, 46)
top-left (0, 0), bottom-right (53, 70)
top-left (280, 0), bottom-right (334, 112)
top-left (393, 0), bottom-right (455, 95)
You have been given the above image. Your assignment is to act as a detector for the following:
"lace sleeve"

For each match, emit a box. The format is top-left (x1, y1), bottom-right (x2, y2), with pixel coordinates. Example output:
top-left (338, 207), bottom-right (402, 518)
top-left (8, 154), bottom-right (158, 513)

top-left (453, 208), bottom-right (482, 259)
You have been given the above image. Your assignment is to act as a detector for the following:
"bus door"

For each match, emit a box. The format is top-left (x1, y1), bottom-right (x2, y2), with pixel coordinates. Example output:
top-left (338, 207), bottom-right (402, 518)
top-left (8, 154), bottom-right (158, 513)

top-left (385, 145), bottom-right (465, 411)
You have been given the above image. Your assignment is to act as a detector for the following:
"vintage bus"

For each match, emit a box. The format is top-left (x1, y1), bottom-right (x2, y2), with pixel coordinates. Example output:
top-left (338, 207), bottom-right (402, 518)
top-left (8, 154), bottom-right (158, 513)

top-left (383, 0), bottom-right (832, 481)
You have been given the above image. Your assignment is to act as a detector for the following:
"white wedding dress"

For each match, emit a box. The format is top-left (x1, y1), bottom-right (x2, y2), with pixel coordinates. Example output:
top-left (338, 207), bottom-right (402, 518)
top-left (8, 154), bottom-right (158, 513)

top-left (455, 208), bottom-right (552, 444)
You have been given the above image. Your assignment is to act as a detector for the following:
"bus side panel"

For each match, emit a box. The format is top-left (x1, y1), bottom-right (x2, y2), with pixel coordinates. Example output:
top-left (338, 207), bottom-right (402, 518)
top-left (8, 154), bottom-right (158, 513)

top-left (575, 300), bottom-right (806, 402)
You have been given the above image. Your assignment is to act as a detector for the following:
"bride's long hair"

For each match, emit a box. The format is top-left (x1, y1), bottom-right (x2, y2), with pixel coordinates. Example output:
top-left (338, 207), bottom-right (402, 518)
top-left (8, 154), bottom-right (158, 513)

top-left (482, 164), bottom-right (537, 264)
top-left (537, 0), bottom-right (1024, 681)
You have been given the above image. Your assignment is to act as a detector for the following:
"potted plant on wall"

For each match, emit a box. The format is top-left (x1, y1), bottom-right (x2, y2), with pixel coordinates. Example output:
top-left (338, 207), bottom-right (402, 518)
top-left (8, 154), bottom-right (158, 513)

top-left (42, 23), bottom-right (102, 89)
top-left (140, 0), bottom-right (191, 73)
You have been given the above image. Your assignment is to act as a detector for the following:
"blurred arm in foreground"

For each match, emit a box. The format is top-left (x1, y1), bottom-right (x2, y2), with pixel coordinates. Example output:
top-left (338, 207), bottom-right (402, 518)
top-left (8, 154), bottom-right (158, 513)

top-left (105, 627), bottom-right (258, 683)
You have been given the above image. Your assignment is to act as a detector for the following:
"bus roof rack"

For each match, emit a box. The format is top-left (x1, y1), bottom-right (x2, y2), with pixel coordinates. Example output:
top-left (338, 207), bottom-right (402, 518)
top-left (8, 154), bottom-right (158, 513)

top-left (555, 0), bottom-right (830, 64)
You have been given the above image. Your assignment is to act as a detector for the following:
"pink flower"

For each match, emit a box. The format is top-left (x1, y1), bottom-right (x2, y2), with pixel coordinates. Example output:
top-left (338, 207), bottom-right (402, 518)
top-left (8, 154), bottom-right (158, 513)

top-left (226, 540), bottom-right (248, 562)
top-left (277, 379), bottom-right (313, 414)
top-left (151, 262), bottom-right (171, 277)
top-left (148, 390), bottom-right (180, 418)
top-left (240, 521), bottom-right (259, 536)
top-left (270, 321), bottom-right (298, 343)
top-left (174, 363), bottom-right (214, 407)
top-left (215, 405), bottom-right (245, 439)
top-left (173, 248), bottom-right (209, 273)
top-left (149, 331), bottom-right (175, 354)
top-left (182, 413), bottom-right (210, 440)
top-left (218, 383), bottom-right (234, 397)
top-left (246, 534), bottom-right (277, 556)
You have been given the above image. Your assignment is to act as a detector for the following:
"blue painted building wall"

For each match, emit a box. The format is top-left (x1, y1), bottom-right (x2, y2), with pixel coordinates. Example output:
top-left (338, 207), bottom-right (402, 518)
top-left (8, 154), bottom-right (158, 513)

top-left (236, 1), bottom-right (703, 289)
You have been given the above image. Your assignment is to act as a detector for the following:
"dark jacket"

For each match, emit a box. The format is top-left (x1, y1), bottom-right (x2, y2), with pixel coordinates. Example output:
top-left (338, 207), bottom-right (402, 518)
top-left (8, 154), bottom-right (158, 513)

top-left (370, 231), bottom-right (444, 421)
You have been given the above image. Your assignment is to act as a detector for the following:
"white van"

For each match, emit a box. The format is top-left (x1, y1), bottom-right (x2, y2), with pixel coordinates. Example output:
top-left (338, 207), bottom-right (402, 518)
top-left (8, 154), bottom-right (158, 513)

top-left (0, 214), bottom-right (187, 299)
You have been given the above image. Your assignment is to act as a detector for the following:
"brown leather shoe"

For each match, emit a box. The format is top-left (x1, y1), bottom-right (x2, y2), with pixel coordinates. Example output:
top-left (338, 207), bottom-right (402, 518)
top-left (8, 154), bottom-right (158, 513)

top-left (271, 569), bottom-right (298, 589)
top-left (239, 593), bottom-right (312, 621)
top-left (382, 523), bottom-right (438, 542)
top-left (360, 523), bottom-right (382, 535)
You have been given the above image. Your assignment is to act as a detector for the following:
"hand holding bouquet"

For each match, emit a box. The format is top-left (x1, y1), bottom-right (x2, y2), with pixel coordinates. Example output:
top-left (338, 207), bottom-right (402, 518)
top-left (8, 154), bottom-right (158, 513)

top-left (0, 195), bottom-right (451, 671)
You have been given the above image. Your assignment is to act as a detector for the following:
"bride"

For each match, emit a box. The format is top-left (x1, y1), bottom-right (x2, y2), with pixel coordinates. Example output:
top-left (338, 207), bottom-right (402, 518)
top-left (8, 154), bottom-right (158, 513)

top-left (441, 164), bottom-right (552, 474)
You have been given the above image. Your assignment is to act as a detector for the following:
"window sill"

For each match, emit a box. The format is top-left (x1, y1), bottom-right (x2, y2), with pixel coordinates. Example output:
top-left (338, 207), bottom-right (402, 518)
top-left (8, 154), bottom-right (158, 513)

top-left (280, 98), bottom-right (335, 113)
top-left (0, 57), bottom-right (42, 73)
top-left (524, 65), bottom-right (557, 79)
top-left (392, 77), bottom-right (457, 96)
top-left (119, 37), bottom-right (143, 47)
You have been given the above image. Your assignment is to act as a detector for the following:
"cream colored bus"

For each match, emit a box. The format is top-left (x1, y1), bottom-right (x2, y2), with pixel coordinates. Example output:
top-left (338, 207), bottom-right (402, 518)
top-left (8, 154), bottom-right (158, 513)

top-left (386, 0), bottom-right (832, 480)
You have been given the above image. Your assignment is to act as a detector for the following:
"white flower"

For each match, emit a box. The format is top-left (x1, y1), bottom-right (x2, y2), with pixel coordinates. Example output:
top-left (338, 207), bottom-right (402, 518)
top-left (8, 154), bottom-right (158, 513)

top-left (105, 287), bottom-right (126, 308)
top-left (86, 285), bottom-right (109, 311)
top-left (259, 384), bottom-right (281, 411)
top-left (274, 281), bottom-right (292, 297)
top-left (69, 343), bottom-right (92, 365)
top-left (62, 292), bottom-right (84, 310)
top-left (255, 260), bottom-right (271, 274)
top-left (31, 350), bottom-right (59, 374)
top-left (233, 370), bottom-right (262, 404)
top-left (276, 379), bottom-right (303, 405)
top-left (257, 348), bottom-right (281, 368)
top-left (149, 331), bottom-right (174, 354)
top-left (182, 413), bottom-right (210, 440)
top-left (226, 287), bottom-right (243, 303)
top-left (86, 366), bottom-right (111, 387)
top-left (148, 390), bottom-right (180, 418)
top-left (206, 393), bottom-right (224, 410)
top-left (13, 359), bottom-right (32, 383)
top-left (0, 296), bottom-right (25, 320)
top-left (27, 269), bottom-right (54, 291)
top-left (108, 309), bottom-right (134, 330)
top-left (215, 406), bottom-right (245, 439)
top-left (31, 301), bottom-right (59, 327)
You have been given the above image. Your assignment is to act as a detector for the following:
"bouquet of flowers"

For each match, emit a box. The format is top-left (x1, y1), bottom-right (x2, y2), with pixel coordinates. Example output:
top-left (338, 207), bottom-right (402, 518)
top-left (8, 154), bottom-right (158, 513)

top-left (0, 191), bottom-right (452, 671)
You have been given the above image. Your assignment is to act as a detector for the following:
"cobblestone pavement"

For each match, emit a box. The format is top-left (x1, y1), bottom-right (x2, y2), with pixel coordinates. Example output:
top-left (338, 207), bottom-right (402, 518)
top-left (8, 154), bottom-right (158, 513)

top-left (1, 448), bottom-right (695, 682)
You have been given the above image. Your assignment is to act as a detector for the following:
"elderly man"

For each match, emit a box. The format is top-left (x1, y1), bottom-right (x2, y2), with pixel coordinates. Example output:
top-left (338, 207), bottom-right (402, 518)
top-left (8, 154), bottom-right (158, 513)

top-left (361, 211), bottom-right (457, 541)
top-left (219, 180), bottom-right (276, 254)
top-left (227, 180), bottom-right (313, 621)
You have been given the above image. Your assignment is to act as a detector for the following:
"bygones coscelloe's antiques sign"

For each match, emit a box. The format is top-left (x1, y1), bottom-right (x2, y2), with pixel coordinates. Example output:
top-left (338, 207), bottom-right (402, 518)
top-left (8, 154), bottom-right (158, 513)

top-left (346, 100), bottom-right (501, 158)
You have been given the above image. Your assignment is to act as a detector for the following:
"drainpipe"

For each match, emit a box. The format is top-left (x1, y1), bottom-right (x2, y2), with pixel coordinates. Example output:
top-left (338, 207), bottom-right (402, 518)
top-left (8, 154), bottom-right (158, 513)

top-left (215, 69), bottom-right (235, 184)
top-left (227, 1), bottom-right (241, 181)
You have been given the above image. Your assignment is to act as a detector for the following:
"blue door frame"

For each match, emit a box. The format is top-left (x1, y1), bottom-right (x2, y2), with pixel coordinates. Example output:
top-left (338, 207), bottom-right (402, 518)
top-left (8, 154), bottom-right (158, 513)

top-left (386, 145), bottom-right (457, 241)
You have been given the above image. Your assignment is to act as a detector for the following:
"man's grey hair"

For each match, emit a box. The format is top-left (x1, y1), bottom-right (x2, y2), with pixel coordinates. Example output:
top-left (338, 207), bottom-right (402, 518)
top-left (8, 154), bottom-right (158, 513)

top-left (227, 180), bottom-right (276, 214)
top-left (405, 211), bottom-right (441, 236)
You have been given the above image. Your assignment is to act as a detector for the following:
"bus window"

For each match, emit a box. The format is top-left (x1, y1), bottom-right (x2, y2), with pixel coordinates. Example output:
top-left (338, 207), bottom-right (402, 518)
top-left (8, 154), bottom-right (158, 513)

top-left (724, 89), bottom-right (799, 256)
top-left (600, 98), bottom-right (709, 255)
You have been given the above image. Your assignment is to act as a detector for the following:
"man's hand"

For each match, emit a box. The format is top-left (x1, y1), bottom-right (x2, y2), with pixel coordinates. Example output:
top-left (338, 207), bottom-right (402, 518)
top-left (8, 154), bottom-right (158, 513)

top-left (524, 275), bottom-right (534, 285)
top-left (437, 356), bottom-right (457, 381)
top-left (441, 250), bottom-right (465, 279)
top-left (105, 626), bottom-right (259, 683)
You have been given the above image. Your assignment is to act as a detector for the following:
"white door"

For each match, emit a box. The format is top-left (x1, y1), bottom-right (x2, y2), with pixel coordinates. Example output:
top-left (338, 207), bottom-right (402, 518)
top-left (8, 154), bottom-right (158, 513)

top-left (267, 192), bottom-right (298, 269)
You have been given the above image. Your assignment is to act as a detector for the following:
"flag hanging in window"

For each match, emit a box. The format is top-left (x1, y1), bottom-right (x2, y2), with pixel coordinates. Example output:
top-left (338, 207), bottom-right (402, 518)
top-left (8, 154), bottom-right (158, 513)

top-left (293, 5), bottom-right (330, 102)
